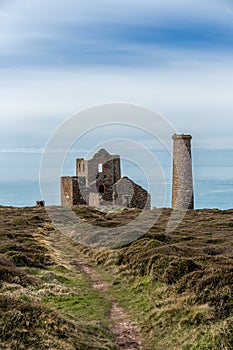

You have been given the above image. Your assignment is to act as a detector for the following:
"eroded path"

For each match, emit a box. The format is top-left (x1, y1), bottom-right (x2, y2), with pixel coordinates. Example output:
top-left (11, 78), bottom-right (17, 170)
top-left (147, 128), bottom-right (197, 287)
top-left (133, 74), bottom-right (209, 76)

top-left (48, 230), bottom-right (142, 350)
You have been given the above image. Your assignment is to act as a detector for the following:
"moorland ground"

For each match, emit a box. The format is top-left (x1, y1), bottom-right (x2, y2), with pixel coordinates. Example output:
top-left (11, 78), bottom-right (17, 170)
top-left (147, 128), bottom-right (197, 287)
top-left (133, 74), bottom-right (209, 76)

top-left (0, 206), bottom-right (232, 349)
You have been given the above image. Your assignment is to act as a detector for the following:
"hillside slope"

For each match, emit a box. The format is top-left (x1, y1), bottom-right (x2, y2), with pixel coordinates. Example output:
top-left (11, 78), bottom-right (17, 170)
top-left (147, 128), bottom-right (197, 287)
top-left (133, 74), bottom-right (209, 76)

top-left (0, 206), bottom-right (117, 349)
top-left (76, 207), bottom-right (233, 349)
top-left (0, 206), bottom-right (232, 349)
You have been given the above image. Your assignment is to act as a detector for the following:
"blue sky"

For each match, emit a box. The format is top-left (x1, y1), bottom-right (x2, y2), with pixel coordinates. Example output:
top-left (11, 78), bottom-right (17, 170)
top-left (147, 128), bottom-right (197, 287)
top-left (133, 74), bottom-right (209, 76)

top-left (1, 0), bottom-right (233, 148)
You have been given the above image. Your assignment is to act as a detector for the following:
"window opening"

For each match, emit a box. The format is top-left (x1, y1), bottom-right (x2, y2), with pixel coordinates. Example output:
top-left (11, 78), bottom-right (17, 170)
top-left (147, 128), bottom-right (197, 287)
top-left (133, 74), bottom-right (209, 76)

top-left (98, 163), bottom-right (103, 172)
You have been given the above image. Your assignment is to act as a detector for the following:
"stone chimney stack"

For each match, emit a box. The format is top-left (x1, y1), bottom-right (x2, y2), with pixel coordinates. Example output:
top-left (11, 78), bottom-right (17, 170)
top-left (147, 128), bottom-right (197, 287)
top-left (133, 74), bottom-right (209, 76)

top-left (172, 134), bottom-right (194, 209)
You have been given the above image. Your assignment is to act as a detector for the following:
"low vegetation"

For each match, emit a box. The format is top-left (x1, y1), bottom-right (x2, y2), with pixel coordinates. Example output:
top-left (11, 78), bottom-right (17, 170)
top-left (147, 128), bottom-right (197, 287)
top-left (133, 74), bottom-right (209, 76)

top-left (76, 207), bottom-right (233, 349)
top-left (0, 205), bottom-right (232, 349)
top-left (0, 206), bottom-right (116, 350)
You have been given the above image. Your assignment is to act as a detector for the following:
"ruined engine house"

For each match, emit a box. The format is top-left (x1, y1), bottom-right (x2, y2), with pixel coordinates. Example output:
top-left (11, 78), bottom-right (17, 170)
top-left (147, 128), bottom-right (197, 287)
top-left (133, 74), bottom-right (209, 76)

top-left (61, 148), bottom-right (151, 210)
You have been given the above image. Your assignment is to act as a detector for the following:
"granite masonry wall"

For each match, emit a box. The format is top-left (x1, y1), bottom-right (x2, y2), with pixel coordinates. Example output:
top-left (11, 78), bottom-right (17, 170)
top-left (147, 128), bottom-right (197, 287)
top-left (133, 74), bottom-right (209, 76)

top-left (113, 177), bottom-right (151, 210)
top-left (61, 176), bottom-right (87, 206)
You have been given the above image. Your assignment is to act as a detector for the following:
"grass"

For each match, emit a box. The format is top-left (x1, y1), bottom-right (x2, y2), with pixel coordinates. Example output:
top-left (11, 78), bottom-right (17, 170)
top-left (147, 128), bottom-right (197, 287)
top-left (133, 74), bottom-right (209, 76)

top-left (0, 295), bottom-right (115, 350)
top-left (0, 206), bottom-right (117, 349)
top-left (74, 206), bottom-right (233, 349)
top-left (41, 270), bottom-right (111, 324)
top-left (0, 205), bottom-right (232, 349)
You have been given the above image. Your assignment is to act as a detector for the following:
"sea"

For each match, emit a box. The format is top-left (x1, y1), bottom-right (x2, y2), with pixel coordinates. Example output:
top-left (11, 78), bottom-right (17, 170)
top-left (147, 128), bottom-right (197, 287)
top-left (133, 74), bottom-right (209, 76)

top-left (0, 148), bottom-right (232, 210)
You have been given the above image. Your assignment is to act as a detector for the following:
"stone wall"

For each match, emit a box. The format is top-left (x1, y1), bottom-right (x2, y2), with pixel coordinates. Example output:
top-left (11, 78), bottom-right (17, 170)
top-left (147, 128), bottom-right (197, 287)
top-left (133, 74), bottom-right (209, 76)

top-left (113, 177), bottom-right (151, 210)
top-left (89, 193), bottom-right (100, 207)
top-left (87, 149), bottom-right (121, 203)
top-left (61, 177), bottom-right (73, 206)
top-left (61, 176), bottom-right (87, 206)
top-left (76, 159), bottom-right (88, 180)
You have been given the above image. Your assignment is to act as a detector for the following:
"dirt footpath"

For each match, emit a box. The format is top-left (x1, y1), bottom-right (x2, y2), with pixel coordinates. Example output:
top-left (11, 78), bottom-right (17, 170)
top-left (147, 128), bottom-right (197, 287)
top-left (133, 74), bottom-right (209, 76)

top-left (48, 231), bottom-right (142, 350)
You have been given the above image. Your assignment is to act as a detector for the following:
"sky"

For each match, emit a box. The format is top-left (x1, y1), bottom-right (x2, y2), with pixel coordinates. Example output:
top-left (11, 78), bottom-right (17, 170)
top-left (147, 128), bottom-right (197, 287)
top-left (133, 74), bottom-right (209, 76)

top-left (1, 0), bottom-right (233, 149)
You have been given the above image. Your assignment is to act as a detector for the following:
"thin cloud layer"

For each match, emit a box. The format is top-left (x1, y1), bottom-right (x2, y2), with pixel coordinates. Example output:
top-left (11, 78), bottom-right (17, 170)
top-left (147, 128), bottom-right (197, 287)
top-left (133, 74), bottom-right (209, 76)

top-left (0, 0), bottom-right (233, 67)
top-left (0, 64), bottom-right (233, 148)
top-left (0, 1), bottom-right (233, 148)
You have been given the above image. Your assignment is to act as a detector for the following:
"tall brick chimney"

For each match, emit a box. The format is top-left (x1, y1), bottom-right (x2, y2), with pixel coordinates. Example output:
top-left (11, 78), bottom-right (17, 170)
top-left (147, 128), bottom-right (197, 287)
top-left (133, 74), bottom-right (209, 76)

top-left (172, 134), bottom-right (194, 209)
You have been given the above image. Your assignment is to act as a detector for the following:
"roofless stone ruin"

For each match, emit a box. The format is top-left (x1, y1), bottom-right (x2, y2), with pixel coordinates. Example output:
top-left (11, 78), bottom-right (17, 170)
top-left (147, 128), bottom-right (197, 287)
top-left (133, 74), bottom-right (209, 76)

top-left (61, 134), bottom-right (194, 210)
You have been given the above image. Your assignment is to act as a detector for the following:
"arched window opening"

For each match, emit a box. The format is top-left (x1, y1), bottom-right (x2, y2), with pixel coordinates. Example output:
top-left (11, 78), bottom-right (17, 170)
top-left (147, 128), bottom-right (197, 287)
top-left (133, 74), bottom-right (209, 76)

top-left (99, 185), bottom-right (105, 194)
